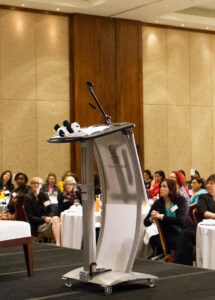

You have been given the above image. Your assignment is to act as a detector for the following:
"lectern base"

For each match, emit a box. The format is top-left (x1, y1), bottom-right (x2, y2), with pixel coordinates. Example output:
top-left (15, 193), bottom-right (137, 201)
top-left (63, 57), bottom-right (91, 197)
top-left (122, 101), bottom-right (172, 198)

top-left (62, 267), bottom-right (158, 295)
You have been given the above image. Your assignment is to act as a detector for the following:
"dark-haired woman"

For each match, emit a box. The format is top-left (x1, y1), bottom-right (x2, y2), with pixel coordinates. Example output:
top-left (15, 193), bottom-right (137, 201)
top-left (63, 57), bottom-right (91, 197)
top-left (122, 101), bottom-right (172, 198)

top-left (41, 173), bottom-right (61, 216)
top-left (189, 177), bottom-right (206, 204)
top-left (144, 179), bottom-right (196, 265)
top-left (197, 174), bottom-right (215, 220)
top-left (150, 170), bottom-right (165, 197)
top-left (143, 169), bottom-right (154, 190)
top-left (41, 173), bottom-right (60, 195)
top-left (0, 170), bottom-right (14, 192)
top-left (14, 172), bottom-right (31, 194)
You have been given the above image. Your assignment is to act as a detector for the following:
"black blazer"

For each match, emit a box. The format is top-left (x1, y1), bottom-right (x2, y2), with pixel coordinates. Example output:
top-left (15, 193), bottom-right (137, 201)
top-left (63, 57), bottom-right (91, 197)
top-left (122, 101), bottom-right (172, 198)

top-left (24, 191), bottom-right (54, 236)
top-left (144, 195), bottom-right (194, 237)
top-left (58, 187), bottom-right (82, 215)
top-left (197, 193), bottom-right (215, 219)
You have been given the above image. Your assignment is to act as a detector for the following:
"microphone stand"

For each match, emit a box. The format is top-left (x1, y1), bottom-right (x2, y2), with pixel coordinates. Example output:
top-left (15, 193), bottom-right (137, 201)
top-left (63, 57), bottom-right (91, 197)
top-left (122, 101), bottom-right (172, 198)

top-left (86, 81), bottom-right (112, 125)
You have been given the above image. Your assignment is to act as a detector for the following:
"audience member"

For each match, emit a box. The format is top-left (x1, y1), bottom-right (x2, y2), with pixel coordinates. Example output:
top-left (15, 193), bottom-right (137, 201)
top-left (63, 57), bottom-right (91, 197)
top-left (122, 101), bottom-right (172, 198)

top-left (143, 169), bottom-right (154, 190)
top-left (41, 173), bottom-right (61, 215)
top-left (58, 171), bottom-right (78, 192)
top-left (144, 179), bottom-right (196, 265)
top-left (188, 170), bottom-right (201, 189)
top-left (14, 172), bottom-right (31, 194)
top-left (169, 171), bottom-right (190, 201)
top-left (150, 170), bottom-right (165, 197)
top-left (0, 170), bottom-right (14, 192)
top-left (189, 177), bottom-right (206, 204)
top-left (58, 176), bottom-right (82, 214)
top-left (198, 174), bottom-right (215, 220)
top-left (24, 177), bottom-right (61, 246)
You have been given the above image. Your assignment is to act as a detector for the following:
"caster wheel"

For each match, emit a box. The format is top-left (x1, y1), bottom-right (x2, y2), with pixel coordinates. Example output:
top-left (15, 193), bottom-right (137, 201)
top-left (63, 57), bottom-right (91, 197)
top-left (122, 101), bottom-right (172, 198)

top-left (104, 286), bottom-right (112, 295)
top-left (65, 278), bottom-right (73, 287)
top-left (148, 279), bottom-right (155, 288)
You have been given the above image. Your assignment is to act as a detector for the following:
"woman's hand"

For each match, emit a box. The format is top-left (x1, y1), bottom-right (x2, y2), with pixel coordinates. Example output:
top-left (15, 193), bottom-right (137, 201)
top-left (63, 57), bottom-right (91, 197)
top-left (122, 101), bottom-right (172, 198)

top-left (150, 210), bottom-right (163, 221)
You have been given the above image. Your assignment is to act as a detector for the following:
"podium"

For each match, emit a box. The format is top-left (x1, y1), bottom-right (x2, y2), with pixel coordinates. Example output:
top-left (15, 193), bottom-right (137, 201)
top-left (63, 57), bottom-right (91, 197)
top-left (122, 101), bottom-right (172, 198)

top-left (48, 122), bottom-right (158, 295)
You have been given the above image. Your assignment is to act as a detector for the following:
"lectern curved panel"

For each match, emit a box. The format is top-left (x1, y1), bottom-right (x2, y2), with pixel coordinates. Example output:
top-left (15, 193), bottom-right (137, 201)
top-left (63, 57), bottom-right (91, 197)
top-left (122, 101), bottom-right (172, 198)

top-left (94, 130), bottom-right (147, 273)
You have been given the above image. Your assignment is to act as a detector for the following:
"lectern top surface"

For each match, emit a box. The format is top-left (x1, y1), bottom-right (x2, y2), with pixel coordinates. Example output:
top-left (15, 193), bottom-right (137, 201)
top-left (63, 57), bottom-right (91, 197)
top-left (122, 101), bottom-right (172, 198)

top-left (47, 122), bottom-right (134, 144)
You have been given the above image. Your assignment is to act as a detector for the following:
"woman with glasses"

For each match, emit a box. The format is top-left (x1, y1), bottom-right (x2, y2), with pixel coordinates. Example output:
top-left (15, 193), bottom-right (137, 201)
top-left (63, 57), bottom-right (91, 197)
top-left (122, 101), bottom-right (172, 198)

top-left (189, 177), bottom-right (206, 204)
top-left (58, 176), bottom-right (82, 214)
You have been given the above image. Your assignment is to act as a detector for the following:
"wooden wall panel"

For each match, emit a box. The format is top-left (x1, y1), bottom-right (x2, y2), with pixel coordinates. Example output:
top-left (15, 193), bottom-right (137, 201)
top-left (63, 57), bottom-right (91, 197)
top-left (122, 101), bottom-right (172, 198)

top-left (69, 15), bottom-right (143, 178)
top-left (116, 20), bottom-right (143, 160)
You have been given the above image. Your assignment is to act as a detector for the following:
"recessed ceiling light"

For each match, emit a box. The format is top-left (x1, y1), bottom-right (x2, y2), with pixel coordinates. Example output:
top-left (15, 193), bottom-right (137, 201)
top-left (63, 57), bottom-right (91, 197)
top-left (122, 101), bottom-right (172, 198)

top-left (181, 24), bottom-right (184, 27)
top-left (21, 3), bottom-right (25, 6)
top-left (206, 27), bottom-right (209, 30)
top-left (56, 8), bottom-right (60, 11)
top-left (155, 20), bottom-right (158, 24)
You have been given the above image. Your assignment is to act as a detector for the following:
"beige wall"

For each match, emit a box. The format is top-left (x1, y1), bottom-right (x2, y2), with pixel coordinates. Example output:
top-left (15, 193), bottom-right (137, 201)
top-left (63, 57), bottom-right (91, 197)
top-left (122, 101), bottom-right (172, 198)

top-left (0, 9), bottom-right (70, 183)
top-left (143, 26), bottom-right (215, 179)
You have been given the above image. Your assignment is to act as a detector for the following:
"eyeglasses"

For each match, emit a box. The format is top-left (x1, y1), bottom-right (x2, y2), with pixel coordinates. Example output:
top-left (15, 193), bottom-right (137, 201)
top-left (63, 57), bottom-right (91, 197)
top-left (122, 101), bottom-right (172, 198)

top-left (65, 183), bottom-right (76, 186)
top-left (31, 182), bottom-right (40, 185)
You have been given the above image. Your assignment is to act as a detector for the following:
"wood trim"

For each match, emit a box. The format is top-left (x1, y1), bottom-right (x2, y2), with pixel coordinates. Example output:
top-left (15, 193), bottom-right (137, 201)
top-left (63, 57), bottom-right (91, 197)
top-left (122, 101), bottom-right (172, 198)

top-left (142, 21), bottom-right (215, 35)
top-left (0, 236), bottom-right (33, 276)
top-left (0, 4), bottom-right (69, 17)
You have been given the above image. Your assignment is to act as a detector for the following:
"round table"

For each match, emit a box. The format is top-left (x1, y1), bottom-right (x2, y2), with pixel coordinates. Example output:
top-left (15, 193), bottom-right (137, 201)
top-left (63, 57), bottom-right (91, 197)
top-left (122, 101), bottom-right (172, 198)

top-left (196, 220), bottom-right (215, 269)
top-left (60, 205), bottom-right (101, 250)
top-left (136, 204), bottom-right (153, 258)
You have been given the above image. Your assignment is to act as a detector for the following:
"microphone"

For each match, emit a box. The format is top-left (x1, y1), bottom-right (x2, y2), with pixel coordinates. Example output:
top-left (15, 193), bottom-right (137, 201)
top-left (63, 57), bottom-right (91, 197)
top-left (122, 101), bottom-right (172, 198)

top-left (86, 81), bottom-right (94, 89)
top-left (86, 81), bottom-right (112, 125)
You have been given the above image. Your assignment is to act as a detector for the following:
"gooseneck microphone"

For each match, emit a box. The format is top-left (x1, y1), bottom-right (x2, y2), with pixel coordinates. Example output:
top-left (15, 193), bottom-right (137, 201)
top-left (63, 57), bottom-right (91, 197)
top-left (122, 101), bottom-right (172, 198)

top-left (86, 81), bottom-right (112, 125)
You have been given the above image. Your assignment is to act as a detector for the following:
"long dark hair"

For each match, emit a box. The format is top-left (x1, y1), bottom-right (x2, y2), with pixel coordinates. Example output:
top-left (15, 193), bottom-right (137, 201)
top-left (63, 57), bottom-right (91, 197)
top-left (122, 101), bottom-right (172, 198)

top-left (191, 177), bottom-right (206, 189)
top-left (0, 170), bottom-right (13, 190)
top-left (144, 169), bottom-right (153, 180)
top-left (159, 179), bottom-right (178, 203)
top-left (155, 170), bottom-right (165, 180)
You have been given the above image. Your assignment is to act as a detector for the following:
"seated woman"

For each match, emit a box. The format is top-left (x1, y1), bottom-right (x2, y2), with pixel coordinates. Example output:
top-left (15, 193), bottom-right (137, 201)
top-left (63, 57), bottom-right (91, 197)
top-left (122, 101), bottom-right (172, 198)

top-left (169, 171), bottom-right (190, 201)
top-left (0, 170), bottom-right (14, 193)
top-left (57, 171), bottom-right (78, 192)
top-left (41, 173), bottom-right (61, 215)
top-left (14, 172), bottom-right (31, 194)
top-left (144, 179), bottom-right (196, 265)
top-left (197, 174), bottom-right (215, 220)
top-left (150, 170), bottom-right (165, 197)
top-left (189, 177), bottom-right (206, 204)
top-left (24, 177), bottom-right (61, 246)
top-left (143, 169), bottom-right (154, 190)
top-left (58, 176), bottom-right (82, 214)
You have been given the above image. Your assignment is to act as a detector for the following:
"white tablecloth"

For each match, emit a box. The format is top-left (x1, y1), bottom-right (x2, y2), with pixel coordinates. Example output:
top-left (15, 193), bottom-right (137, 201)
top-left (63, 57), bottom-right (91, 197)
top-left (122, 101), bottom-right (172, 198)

top-left (60, 205), bottom-right (101, 249)
top-left (136, 204), bottom-right (153, 258)
top-left (60, 203), bottom-right (151, 255)
top-left (0, 204), bottom-right (7, 213)
top-left (196, 220), bottom-right (215, 269)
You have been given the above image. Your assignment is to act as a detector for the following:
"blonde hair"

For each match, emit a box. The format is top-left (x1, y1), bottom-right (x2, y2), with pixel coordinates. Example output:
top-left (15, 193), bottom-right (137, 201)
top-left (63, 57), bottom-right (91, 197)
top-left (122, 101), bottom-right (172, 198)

top-left (31, 177), bottom-right (43, 184)
top-left (63, 176), bottom-right (77, 191)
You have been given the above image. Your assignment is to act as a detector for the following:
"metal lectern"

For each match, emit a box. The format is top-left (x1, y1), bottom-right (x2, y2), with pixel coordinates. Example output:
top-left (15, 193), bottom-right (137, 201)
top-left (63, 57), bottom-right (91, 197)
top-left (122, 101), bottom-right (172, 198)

top-left (48, 122), bottom-right (158, 295)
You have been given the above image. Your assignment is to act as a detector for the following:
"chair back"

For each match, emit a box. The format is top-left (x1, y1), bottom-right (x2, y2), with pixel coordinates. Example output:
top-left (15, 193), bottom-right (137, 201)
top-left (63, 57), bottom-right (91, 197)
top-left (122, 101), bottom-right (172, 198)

top-left (15, 201), bottom-right (28, 222)
top-left (188, 203), bottom-right (202, 226)
top-left (155, 219), bottom-right (169, 255)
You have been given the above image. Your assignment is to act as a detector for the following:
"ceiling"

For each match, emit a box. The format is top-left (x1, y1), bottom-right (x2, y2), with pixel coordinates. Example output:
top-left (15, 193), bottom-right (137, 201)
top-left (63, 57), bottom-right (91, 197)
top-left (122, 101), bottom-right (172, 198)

top-left (1, 0), bottom-right (215, 31)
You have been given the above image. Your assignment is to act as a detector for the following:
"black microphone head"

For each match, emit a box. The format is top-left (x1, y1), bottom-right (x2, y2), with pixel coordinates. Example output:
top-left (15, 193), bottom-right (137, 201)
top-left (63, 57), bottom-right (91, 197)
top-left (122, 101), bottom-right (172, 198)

top-left (86, 81), bottom-right (94, 89)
